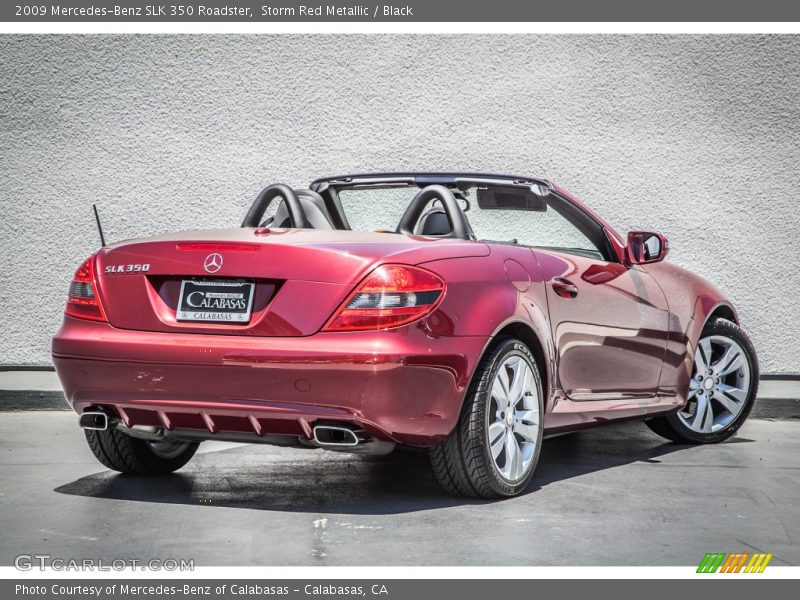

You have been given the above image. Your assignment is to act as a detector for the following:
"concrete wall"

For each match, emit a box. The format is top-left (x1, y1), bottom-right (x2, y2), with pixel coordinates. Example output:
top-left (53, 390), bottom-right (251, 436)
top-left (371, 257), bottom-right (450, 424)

top-left (1, 35), bottom-right (798, 372)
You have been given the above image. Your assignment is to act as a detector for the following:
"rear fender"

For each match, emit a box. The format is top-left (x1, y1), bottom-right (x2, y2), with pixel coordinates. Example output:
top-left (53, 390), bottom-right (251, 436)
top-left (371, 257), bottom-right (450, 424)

top-left (420, 252), bottom-right (554, 413)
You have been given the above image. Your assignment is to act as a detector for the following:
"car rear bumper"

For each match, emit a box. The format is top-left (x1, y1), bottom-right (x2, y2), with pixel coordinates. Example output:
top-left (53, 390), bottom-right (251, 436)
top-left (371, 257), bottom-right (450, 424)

top-left (52, 316), bottom-right (487, 446)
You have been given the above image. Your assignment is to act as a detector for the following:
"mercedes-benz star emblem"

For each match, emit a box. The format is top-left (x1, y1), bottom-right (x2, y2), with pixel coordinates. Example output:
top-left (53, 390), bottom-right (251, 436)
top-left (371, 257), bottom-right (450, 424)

top-left (203, 253), bottom-right (223, 274)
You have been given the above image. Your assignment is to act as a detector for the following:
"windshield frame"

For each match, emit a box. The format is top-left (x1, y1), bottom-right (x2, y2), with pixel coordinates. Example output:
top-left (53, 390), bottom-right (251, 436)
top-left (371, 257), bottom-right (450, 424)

top-left (309, 172), bottom-right (622, 263)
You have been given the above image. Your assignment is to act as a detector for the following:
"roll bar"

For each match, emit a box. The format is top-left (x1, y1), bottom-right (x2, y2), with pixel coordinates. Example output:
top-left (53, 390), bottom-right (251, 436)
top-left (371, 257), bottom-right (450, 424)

top-left (395, 185), bottom-right (472, 240)
top-left (241, 183), bottom-right (310, 229)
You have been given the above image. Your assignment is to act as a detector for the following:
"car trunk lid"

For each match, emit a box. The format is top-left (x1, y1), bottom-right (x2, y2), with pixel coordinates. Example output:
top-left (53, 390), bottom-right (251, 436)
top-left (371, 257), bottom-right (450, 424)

top-left (94, 228), bottom-right (488, 336)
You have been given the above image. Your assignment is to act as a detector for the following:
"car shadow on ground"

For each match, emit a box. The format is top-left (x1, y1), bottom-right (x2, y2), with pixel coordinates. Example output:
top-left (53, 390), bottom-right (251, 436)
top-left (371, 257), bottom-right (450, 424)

top-left (54, 421), bottom-right (754, 515)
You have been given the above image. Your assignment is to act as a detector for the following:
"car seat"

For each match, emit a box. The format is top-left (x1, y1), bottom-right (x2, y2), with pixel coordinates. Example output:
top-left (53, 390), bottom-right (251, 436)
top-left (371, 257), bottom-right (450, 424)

top-left (415, 207), bottom-right (476, 239)
top-left (260, 189), bottom-right (334, 229)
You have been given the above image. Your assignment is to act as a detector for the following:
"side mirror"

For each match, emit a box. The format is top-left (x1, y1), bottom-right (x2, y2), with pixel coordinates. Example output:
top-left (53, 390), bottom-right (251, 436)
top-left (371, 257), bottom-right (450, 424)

top-left (626, 231), bottom-right (669, 265)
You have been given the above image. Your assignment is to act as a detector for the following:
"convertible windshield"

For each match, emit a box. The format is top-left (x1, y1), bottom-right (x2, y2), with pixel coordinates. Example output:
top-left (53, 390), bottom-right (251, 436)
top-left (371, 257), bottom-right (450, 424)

top-left (334, 183), bottom-right (601, 258)
top-left (337, 186), bottom-right (419, 232)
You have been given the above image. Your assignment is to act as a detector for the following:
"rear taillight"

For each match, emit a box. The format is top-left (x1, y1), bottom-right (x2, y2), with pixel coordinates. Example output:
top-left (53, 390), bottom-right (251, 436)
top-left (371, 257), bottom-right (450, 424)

top-left (65, 256), bottom-right (108, 322)
top-left (323, 264), bottom-right (445, 332)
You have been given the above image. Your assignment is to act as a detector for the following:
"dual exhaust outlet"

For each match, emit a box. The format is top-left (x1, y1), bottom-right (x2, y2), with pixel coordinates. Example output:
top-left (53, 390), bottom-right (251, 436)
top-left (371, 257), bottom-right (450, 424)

top-left (78, 410), bottom-right (393, 454)
top-left (78, 411), bottom-right (360, 446)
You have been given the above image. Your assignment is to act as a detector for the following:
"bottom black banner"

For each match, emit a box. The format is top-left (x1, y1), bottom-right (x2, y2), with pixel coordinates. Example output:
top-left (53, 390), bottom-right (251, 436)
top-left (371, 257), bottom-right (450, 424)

top-left (2, 579), bottom-right (794, 600)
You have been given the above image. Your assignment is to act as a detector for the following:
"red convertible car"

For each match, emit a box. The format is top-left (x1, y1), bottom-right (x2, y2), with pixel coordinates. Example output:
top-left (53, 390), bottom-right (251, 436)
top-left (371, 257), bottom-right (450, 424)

top-left (52, 173), bottom-right (759, 498)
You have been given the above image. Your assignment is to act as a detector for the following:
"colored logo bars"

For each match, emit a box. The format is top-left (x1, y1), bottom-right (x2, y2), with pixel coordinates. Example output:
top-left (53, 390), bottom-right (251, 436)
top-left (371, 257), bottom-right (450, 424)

top-left (697, 552), bottom-right (773, 573)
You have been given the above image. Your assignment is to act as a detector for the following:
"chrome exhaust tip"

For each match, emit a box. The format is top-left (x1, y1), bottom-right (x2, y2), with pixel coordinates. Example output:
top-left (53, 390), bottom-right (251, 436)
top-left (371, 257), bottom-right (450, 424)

top-left (312, 425), bottom-right (360, 447)
top-left (78, 411), bottom-right (109, 431)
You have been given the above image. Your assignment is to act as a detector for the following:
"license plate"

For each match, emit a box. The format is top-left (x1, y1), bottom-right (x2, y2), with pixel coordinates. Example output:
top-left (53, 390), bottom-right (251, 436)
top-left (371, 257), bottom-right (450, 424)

top-left (177, 280), bottom-right (255, 323)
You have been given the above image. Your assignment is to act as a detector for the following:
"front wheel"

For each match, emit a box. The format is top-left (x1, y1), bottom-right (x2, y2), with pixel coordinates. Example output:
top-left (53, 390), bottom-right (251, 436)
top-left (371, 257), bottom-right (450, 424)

top-left (429, 338), bottom-right (544, 498)
top-left (85, 428), bottom-right (199, 475)
top-left (646, 318), bottom-right (759, 444)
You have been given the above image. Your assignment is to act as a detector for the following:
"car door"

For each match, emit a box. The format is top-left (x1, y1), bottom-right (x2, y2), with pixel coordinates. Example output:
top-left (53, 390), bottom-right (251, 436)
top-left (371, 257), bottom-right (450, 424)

top-left (459, 182), bottom-right (671, 402)
top-left (533, 248), bottom-right (670, 400)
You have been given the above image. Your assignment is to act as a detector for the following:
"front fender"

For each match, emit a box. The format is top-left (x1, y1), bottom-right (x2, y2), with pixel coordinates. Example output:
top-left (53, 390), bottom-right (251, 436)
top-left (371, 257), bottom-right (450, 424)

top-left (645, 261), bottom-right (738, 402)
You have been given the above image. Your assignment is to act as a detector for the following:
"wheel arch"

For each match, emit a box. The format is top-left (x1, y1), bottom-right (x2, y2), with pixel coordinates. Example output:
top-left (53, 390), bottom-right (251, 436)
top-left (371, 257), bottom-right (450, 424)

top-left (706, 302), bottom-right (739, 327)
top-left (672, 299), bottom-right (741, 406)
top-left (468, 320), bottom-right (552, 414)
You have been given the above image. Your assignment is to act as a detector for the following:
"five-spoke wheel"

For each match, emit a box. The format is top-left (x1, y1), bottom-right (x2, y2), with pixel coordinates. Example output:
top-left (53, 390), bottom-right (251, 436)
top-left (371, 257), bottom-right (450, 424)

top-left (646, 317), bottom-right (758, 444)
top-left (680, 335), bottom-right (751, 433)
top-left (429, 338), bottom-right (544, 498)
top-left (487, 355), bottom-right (540, 482)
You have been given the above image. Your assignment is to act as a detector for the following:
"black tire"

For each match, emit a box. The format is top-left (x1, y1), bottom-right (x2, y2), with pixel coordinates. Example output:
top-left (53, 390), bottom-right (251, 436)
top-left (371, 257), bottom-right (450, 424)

top-left (645, 318), bottom-right (759, 444)
top-left (84, 428), bottom-right (199, 475)
top-left (429, 337), bottom-right (544, 498)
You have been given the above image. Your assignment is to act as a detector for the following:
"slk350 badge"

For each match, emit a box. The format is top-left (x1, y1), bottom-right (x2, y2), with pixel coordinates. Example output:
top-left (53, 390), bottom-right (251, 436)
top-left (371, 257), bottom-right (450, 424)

top-left (105, 263), bottom-right (150, 274)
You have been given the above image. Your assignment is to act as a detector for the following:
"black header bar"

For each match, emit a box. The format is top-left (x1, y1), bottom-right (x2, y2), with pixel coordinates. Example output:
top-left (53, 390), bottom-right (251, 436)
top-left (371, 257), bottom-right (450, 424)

top-left (4, 0), bottom-right (800, 22)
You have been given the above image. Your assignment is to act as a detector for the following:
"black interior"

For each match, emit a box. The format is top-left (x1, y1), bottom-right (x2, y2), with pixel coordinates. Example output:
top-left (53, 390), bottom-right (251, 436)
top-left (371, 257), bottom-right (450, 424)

top-left (415, 210), bottom-right (452, 236)
top-left (241, 184), bottom-right (310, 229)
top-left (477, 186), bottom-right (547, 212)
top-left (264, 190), bottom-right (335, 230)
top-left (395, 185), bottom-right (473, 240)
top-left (243, 177), bottom-right (617, 263)
top-left (242, 185), bottom-right (333, 230)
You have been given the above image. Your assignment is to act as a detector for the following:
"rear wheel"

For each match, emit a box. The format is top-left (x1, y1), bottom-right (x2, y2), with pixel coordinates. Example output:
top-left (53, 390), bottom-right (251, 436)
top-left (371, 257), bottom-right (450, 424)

top-left (429, 338), bottom-right (544, 498)
top-left (84, 428), bottom-right (199, 475)
top-left (646, 318), bottom-right (758, 444)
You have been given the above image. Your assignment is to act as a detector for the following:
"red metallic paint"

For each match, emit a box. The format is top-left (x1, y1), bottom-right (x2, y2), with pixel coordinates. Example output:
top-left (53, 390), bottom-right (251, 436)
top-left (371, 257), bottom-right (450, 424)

top-left (52, 182), bottom-right (738, 447)
top-left (53, 315), bottom-right (487, 445)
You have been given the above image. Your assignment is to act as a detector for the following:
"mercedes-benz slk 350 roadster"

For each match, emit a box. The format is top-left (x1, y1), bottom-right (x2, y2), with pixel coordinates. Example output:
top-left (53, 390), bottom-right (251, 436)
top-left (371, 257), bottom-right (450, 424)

top-left (52, 173), bottom-right (759, 498)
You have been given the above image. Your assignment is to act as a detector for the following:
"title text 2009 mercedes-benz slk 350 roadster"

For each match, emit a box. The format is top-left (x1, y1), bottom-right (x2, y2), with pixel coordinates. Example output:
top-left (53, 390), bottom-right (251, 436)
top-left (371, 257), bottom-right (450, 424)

top-left (52, 173), bottom-right (759, 498)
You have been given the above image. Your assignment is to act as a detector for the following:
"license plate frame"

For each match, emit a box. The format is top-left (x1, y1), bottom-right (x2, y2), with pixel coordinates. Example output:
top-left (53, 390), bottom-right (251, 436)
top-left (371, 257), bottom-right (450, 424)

top-left (176, 279), bottom-right (256, 324)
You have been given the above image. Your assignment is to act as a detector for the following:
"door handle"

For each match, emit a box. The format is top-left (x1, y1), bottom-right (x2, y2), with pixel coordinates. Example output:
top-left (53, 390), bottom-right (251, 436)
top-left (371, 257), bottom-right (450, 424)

top-left (552, 278), bottom-right (578, 299)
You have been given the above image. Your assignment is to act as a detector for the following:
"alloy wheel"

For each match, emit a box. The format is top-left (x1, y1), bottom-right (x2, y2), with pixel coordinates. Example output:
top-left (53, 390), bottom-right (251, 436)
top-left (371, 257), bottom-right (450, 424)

top-left (487, 354), bottom-right (540, 482)
top-left (678, 335), bottom-right (752, 434)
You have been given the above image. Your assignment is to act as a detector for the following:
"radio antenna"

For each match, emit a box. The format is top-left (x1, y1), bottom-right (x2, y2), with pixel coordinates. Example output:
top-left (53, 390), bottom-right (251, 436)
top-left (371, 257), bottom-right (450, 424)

top-left (93, 204), bottom-right (106, 247)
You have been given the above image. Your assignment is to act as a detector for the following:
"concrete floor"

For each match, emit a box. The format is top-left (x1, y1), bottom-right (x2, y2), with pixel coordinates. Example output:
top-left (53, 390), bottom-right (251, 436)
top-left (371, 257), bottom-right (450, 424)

top-left (0, 412), bottom-right (798, 566)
